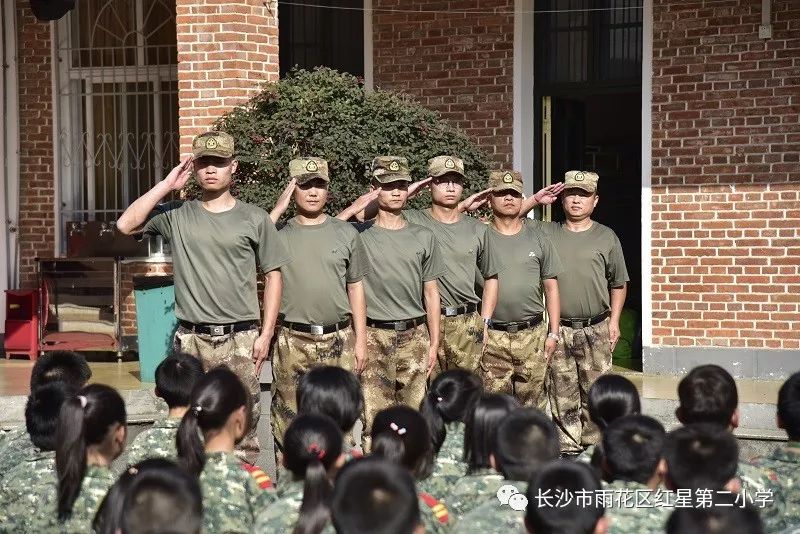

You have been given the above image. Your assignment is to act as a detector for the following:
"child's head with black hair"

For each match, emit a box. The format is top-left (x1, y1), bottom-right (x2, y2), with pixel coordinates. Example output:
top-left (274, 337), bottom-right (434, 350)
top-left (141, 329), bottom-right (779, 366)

top-left (93, 458), bottom-right (202, 534)
top-left (666, 491), bottom-right (763, 534)
top-left (331, 457), bottom-right (422, 534)
top-left (525, 460), bottom-right (607, 534)
top-left (56, 384), bottom-right (127, 521)
top-left (601, 415), bottom-right (666, 486)
top-left (677, 365), bottom-right (738, 429)
top-left (777, 371), bottom-right (800, 441)
top-left (283, 414), bottom-right (345, 534)
top-left (421, 370), bottom-right (482, 453)
top-left (588, 374), bottom-right (641, 431)
top-left (154, 353), bottom-right (205, 411)
top-left (30, 350), bottom-right (91, 390)
top-left (491, 408), bottom-right (559, 482)
top-left (177, 366), bottom-right (251, 476)
top-left (297, 366), bottom-right (364, 434)
top-left (25, 381), bottom-right (77, 451)
top-left (662, 423), bottom-right (740, 493)
top-left (465, 393), bottom-right (520, 472)
top-left (371, 405), bottom-right (433, 480)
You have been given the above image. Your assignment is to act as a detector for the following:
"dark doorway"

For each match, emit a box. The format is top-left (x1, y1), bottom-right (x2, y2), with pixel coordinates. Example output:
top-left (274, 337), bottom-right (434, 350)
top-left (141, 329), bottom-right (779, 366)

top-left (534, 0), bottom-right (643, 369)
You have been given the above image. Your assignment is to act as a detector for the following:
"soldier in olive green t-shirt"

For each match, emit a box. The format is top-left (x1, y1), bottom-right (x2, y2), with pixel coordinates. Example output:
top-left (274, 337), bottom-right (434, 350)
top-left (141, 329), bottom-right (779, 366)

top-left (266, 157), bottom-right (370, 455)
top-left (481, 171), bottom-right (562, 410)
top-left (358, 156), bottom-right (446, 449)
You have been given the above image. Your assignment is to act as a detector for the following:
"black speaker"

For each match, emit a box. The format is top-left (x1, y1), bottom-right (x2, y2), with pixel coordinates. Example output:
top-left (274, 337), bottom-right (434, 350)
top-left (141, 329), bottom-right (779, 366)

top-left (29, 0), bottom-right (75, 22)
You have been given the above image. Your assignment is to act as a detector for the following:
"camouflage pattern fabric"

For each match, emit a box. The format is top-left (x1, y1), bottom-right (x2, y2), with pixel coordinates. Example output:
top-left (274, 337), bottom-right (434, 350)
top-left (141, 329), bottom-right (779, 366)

top-left (271, 326), bottom-right (355, 451)
top-left (61, 465), bottom-right (116, 533)
top-left (0, 449), bottom-right (57, 532)
top-left (576, 444), bottom-right (595, 464)
top-left (548, 318), bottom-right (613, 453)
top-left (0, 428), bottom-right (35, 481)
top-left (750, 443), bottom-right (800, 530)
top-left (253, 479), bottom-right (304, 532)
top-left (443, 469), bottom-right (506, 520)
top-left (361, 324), bottom-right (430, 449)
top-left (200, 451), bottom-right (276, 533)
top-left (173, 326), bottom-right (261, 464)
top-left (605, 479), bottom-right (670, 534)
top-left (122, 417), bottom-right (181, 470)
top-left (419, 491), bottom-right (452, 534)
top-left (420, 421), bottom-right (468, 496)
top-left (454, 495), bottom-right (524, 533)
top-left (437, 312), bottom-right (483, 375)
top-left (481, 322), bottom-right (548, 409)
top-left (737, 459), bottom-right (786, 532)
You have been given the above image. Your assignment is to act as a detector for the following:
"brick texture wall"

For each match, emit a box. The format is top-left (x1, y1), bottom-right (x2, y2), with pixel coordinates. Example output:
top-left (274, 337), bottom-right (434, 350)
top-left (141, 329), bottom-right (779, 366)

top-left (176, 0), bottom-right (279, 151)
top-left (372, 0), bottom-right (514, 166)
top-left (16, 1), bottom-right (55, 288)
top-left (651, 0), bottom-right (800, 350)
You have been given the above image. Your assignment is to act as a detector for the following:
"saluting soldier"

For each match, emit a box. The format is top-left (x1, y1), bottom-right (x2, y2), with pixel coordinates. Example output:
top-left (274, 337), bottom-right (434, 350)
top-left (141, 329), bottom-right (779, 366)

top-left (357, 156), bottom-right (446, 448)
top-left (267, 157), bottom-right (369, 455)
top-left (481, 171), bottom-right (562, 410)
top-left (117, 131), bottom-right (290, 463)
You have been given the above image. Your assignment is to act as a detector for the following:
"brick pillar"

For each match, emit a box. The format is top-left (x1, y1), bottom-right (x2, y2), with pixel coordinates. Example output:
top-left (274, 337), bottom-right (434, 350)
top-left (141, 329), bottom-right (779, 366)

top-left (15, 1), bottom-right (55, 288)
top-left (176, 1), bottom-right (279, 152)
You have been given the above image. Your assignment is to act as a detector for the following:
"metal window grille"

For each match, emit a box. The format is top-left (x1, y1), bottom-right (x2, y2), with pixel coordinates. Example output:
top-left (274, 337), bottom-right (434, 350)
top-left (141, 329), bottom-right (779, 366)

top-left (54, 0), bottom-right (178, 250)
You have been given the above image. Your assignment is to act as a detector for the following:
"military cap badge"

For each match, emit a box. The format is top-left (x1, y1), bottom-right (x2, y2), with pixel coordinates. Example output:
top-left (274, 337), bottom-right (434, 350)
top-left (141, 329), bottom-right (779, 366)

top-left (306, 160), bottom-right (318, 172)
top-left (389, 160), bottom-right (400, 171)
top-left (205, 137), bottom-right (218, 149)
top-left (503, 173), bottom-right (514, 183)
top-left (445, 158), bottom-right (455, 169)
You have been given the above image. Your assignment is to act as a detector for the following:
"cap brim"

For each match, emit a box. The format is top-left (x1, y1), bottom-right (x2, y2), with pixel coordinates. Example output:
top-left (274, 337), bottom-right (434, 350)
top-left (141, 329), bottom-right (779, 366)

top-left (429, 169), bottom-right (465, 179)
top-left (564, 184), bottom-right (596, 193)
top-left (294, 173), bottom-right (330, 184)
top-left (374, 173), bottom-right (412, 183)
top-left (491, 185), bottom-right (523, 194)
top-left (193, 149), bottom-right (234, 159)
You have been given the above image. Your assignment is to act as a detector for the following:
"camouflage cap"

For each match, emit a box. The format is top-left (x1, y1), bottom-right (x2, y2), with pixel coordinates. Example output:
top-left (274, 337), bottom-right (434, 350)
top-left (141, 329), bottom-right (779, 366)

top-left (564, 170), bottom-right (599, 193)
top-left (192, 131), bottom-right (234, 159)
top-left (289, 157), bottom-right (330, 184)
top-left (371, 155), bottom-right (411, 183)
top-left (488, 170), bottom-right (523, 194)
top-left (428, 155), bottom-right (465, 178)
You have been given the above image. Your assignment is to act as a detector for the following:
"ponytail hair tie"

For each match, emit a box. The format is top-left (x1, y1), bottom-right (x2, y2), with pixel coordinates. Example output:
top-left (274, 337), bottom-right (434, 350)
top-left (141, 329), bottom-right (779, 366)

top-left (308, 443), bottom-right (326, 460)
top-left (78, 395), bottom-right (88, 409)
top-left (191, 404), bottom-right (203, 415)
top-left (389, 422), bottom-right (407, 435)
top-left (436, 396), bottom-right (443, 402)
top-left (128, 467), bottom-right (139, 475)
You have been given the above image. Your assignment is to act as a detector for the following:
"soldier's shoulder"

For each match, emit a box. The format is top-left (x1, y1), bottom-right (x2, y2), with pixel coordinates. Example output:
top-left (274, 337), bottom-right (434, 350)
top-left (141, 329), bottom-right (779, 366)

top-left (419, 491), bottom-right (450, 525)
top-left (241, 462), bottom-right (274, 490)
top-left (455, 499), bottom-right (522, 533)
top-left (328, 215), bottom-right (361, 238)
top-left (738, 460), bottom-right (781, 486)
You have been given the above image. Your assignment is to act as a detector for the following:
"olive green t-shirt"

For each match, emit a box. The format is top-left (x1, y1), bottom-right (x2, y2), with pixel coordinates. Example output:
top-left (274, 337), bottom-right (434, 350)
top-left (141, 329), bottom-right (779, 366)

top-left (143, 200), bottom-right (290, 324)
top-left (277, 216), bottom-right (370, 325)
top-left (484, 221), bottom-right (563, 323)
top-left (534, 220), bottom-right (629, 319)
top-left (358, 222), bottom-right (446, 321)
top-left (403, 209), bottom-right (500, 307)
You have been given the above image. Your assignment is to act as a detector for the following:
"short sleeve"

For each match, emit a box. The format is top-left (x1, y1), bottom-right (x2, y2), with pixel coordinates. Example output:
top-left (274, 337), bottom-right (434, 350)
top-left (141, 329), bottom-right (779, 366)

top-left (422, 232), bottom-right (446, 282)
top-left (477, 225), bottom-right (502, 278)
top-left (538, 233), bottom-right (563, 280)
top-left (142, 200), bottom-right (183, 240)
top-left (255, 215), bottom-right (291, 273)
top-left (606, 233), bottom-right (630, 287)
top-left (346, 232), bottom-right (371, 283)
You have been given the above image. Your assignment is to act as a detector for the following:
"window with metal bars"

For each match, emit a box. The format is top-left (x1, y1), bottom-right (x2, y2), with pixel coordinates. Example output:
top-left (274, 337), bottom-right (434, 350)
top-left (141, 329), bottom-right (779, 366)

top-left (54, 0), bottom-right (178, 252)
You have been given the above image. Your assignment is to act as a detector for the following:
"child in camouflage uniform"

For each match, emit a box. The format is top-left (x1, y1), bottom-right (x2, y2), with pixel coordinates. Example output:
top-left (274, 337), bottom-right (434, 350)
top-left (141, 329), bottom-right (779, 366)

top-left (254, 414), bottom-right (344, 532)
top-left (454, 408), bottom-right (560, 531)
top-left (419, 370), bottom-right (482, 495)
top-left (667, 491), bottom-right (764, 534)
top-left (123, 353), bottom-right (204, 469)
top-left (177, 367), bottom-right (275, 533)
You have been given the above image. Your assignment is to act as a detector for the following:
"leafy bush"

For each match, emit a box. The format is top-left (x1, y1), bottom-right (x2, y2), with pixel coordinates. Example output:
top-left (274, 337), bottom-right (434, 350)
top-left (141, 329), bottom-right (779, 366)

top-left (197, 67), bottom-right (490, 216)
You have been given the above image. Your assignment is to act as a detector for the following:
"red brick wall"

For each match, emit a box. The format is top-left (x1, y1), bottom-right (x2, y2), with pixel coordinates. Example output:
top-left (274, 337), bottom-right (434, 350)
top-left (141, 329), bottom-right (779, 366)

top-left (650, 0), bottom-right (800, 350)
top-left (16, 1), bottom-right (55, 288)
top-left (372, 0), bottom-right (514, 166)
top-left (176, 0), bottom-right (279, 152)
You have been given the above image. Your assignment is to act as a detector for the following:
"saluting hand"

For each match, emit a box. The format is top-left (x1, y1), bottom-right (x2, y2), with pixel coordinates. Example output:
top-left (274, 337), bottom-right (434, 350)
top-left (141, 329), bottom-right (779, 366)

top-left (275, 178), bottom-right (296, 212)
top-left (408, 177), bottom-right (433, 199)
top-left (533, 183), bottom-right (565, 205)
top-left (459, 188), bottom-right (492, 213)
top-left (162, 156), bottom-right (193, 191)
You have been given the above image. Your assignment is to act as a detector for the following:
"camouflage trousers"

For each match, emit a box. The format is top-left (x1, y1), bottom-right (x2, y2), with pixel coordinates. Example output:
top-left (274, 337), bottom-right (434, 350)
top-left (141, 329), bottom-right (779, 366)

top-left (270, 325), bottom-right (355, 452)
top-left (361, 324), bottom-right (430, 450)
top-left (173, 326), bottom-right (261, 464)
top-left (481, 321), bottom-right (548, 410)
top-left (433, 312), bottom-right (483, 376)
top-left (547, 317), bottom-right (612, 453)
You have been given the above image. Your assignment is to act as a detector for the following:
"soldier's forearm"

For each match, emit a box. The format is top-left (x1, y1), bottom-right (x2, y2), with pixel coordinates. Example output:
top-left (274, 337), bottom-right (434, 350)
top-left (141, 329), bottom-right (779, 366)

top-left (261, 270), bottom-right (283, 336)
top-left (423, 284), bottom-right (441, 347)
top-left (347, 282), bottom-right (368, 344)
top-left (480, 277), bottom-right (498, 319)
top-left (610, 284), bottom-right (627, 322)
top-left (543, 279), bottom-right (561, 333)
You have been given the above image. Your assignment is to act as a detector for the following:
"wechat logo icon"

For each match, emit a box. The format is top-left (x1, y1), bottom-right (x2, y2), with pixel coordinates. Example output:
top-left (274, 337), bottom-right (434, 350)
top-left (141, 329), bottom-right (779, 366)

top-left (496, 484), bottom-right (528, 511)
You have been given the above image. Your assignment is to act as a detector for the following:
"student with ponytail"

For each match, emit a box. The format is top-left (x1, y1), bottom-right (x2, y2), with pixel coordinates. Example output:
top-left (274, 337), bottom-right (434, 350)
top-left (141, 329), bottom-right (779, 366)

top-left (56, 383), bottom-right (128, 532)
top-left (419, 369), bottom-right (482, 494)
top-left (254, 414), bottom-right (344, 533)
top-left (370, 406), bottom-right (452, 533)
top-left (176, 366), bottom-right (275, 533)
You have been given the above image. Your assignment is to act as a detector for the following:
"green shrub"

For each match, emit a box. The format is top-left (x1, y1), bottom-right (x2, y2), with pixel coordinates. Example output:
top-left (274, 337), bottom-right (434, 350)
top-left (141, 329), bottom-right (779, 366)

top-left (195, 67), bottom-right (491, 216)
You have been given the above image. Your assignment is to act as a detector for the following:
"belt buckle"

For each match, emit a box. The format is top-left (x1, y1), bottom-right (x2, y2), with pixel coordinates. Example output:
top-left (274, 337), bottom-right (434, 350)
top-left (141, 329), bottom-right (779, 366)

top-left (210, 325), bottom-right (225, 336)
top-left (444, 306), bottom-right (457, 316)
top-left (571, 320), bottom-right (584, 330)
top-left (507, 324), bottom-right (519, 334)
top-left (394, 321), bottom-right (406, 331)
top-left (310, 324), bottom-right (324, 335)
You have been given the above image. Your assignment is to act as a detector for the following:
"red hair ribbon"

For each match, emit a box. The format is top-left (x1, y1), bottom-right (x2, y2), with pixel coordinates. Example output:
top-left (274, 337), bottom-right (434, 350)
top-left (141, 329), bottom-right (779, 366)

top-left (308, 443), bottom-right (327, 460)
